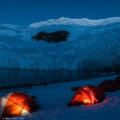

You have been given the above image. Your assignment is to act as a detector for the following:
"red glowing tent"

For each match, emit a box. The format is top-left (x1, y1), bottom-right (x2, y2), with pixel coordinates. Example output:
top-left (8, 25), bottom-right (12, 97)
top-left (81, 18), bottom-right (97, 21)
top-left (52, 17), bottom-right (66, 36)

top-left (0, 92), bottom-right (39, 119)
top-left (68, 86), bottom-right (105, 106)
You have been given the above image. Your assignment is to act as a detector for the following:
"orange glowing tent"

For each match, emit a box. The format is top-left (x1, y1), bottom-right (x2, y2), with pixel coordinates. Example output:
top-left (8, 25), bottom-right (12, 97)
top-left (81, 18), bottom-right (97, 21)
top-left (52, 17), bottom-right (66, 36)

top-left (0, 92), bottom-right (39, 119)
top-left (68, 86), bottom-right (105, 106)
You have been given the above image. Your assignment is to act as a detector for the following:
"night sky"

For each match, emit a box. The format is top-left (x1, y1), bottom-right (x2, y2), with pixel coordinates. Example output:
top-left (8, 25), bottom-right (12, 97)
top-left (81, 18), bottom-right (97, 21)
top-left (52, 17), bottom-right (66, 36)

top-left (0, 0), bottom-right (120, 25)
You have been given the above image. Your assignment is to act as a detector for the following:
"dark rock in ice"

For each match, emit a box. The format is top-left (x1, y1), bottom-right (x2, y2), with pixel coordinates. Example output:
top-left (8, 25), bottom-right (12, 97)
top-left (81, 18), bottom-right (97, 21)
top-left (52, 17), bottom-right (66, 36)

top-left (32, 30), bottom-right (69, 43)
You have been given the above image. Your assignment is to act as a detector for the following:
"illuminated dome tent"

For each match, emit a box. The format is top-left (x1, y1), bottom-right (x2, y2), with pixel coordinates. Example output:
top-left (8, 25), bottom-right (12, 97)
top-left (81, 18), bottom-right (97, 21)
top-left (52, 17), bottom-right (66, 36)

top-left (68, 86), bottom-right (105, 106)
top-left (0, 92), bottom-right (39, 119)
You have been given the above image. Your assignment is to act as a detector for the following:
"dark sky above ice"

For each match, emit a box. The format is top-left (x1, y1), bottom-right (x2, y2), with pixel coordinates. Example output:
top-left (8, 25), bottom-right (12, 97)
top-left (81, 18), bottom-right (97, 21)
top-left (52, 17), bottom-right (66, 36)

top-left (0, 0), bottom-right (120, 25)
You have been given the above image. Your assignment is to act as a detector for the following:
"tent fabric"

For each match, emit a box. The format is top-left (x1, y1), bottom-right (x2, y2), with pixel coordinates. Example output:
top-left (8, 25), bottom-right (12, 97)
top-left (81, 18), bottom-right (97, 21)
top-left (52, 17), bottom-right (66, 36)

top-left (68, 86), bottom-right (105, 106)
top-left (0, 93), bottom-right (12, 118)
top-left (0, 92), bottom-right (39, 119)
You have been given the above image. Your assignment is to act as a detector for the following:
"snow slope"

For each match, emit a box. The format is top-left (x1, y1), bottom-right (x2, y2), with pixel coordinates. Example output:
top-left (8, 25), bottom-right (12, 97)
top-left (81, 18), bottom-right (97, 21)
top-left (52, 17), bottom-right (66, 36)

top-left (0, 17), bottom-right (120, 70)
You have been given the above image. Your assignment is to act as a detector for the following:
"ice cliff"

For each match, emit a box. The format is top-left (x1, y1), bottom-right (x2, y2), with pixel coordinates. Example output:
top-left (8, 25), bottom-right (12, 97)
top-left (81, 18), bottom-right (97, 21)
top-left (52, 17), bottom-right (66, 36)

top-left (0, 17), bottom-right (120, 70)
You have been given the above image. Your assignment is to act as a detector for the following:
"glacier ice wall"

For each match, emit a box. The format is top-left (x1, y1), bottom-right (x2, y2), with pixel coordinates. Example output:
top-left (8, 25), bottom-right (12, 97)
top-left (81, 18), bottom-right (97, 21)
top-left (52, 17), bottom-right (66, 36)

top-left (0, 17), bottom-right (120, 70)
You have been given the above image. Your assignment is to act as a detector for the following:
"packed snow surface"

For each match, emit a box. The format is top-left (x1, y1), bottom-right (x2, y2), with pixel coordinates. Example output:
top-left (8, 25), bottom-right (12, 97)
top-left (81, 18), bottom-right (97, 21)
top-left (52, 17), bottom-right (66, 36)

top-left (0, 75), bottom-right (119, 120)
top-left (0, 17), bottom-right (120, 70)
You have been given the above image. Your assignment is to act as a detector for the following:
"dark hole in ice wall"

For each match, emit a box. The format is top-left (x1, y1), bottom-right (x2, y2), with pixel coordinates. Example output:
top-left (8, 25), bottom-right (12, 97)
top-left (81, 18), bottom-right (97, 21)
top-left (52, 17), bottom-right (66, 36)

top-left (32, 30), bottom-right (69, 43)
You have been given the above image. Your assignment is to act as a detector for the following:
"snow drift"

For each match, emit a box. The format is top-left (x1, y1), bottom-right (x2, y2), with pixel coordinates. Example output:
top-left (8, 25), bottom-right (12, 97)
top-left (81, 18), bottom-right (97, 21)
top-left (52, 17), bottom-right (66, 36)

top-left (0, 17), bottom-right (120, 70)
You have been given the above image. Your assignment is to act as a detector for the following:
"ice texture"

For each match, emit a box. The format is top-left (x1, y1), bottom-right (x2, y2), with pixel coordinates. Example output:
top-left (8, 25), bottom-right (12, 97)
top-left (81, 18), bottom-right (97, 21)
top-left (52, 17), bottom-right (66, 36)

top-left (0, 17), bottom-right (120, 70)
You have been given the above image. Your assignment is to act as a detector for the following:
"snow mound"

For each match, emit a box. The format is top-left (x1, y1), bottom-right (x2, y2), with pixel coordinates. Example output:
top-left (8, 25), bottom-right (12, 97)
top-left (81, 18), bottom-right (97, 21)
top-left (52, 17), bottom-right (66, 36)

top-left (0, 17), bottom-right (120, 70)
top-left (29, 17), bottom-right (120, 28)
top-left (0, 29), bottom-right (17, 36)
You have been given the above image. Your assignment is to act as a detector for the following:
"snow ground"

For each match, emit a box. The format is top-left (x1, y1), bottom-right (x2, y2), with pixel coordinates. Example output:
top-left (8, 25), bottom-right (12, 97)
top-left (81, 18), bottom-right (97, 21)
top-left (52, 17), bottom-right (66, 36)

top-left (0, 75), bottom-right (120, 120)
